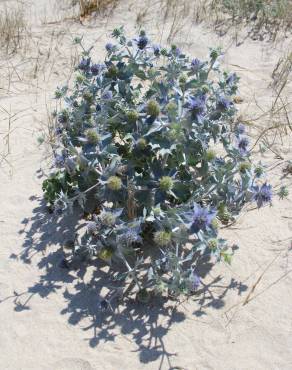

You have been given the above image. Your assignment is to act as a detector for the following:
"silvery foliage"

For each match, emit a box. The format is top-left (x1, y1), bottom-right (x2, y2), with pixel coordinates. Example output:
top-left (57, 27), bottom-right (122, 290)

top-left (42, 27), bottom-right (272, 302)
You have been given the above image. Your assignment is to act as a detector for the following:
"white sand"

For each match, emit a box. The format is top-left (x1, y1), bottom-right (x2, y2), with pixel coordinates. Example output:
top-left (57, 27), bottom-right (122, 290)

top-left (0, 1), bottom-right (292, 369)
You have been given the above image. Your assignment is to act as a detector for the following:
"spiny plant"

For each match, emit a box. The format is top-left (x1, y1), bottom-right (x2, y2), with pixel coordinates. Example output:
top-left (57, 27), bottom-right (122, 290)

top-left (43, 27), bottom-right (273, 307)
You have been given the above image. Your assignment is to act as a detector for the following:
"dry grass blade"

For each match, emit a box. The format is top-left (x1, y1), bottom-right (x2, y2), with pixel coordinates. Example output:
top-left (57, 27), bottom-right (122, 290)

top-left (79, 0), bottom-right (120, 18)
top-left (0, 4), bottom-right (29, 54)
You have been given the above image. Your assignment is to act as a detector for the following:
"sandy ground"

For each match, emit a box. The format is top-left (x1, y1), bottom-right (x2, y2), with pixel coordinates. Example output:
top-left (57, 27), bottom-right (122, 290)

top-left (0, 1), bottom-right (292, 369)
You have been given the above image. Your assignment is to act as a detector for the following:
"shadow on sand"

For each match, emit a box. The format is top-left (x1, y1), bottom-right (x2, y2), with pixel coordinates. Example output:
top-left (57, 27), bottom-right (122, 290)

top-left (4, 195), bottom-right (248, 369)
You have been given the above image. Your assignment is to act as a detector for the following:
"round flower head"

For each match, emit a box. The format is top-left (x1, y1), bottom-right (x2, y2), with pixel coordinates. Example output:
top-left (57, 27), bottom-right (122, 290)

top-left (217, 96), bottom-right (231, 111)
top-left (153, 44), bottom-right (160, 56)
top-left (54, 154), bottom-right (65, 167)
top-left (137, 35), bottom-right (148, 50)
top-left (191, 203), bottom-right (217, 233)
top-left (208, 238), bottom-right (218, 250)
top-left (136, 138), bottom-right (147, 149)
top-left (87, 221), bottom-right (98, 235)
top-left (106, 65), bottom-right (118, 78)
top-left (99, 211), bottom-right (116, 226)
top-left (159, 176), bottom-right (174, 192)
top-left (102, 90), bottom-right (113, 100)
top-left (78, 57), bottom-right (91, 72)
top-left (107, 176), bottom-right (122, 191)
top-left (146, 100), bottom-right (160, 117)
top-left (58, 109), bottom-right (69, 124)
top-left (105, 42), bottom-right (114, 53)
top-left (188, 272), bottom-right (201, 291)
top-left (126, 110), bottom-right (139, 124)
top-left (239, 161), bottom-right (251, 173)
top-left (237, 136), bottom-right (249, 155)
top-left (85, 129), bottom-right (100, 145)
top-left (187, 95), bottom-right (206, 123)
top-left (99, 247), bottom-right (114, 261)
top-left (91, 63), bottom-right (103, 75)
top-left (154, 231), bottom-right (172, 246)
top-left (118, 229), bottom-right (142, 246)
top-left (235, 123), bottom-right (245, 135)
top-left (252, 182), bottom-right (272, 208)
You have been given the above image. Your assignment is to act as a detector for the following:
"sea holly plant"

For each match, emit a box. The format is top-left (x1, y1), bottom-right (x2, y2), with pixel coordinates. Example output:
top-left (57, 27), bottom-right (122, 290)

top-left (42, 27), bottom-right (273, 306)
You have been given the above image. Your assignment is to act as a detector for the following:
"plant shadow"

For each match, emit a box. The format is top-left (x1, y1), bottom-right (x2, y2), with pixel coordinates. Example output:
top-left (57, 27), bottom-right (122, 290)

top-left (4, 196), bottom-right (248, 369)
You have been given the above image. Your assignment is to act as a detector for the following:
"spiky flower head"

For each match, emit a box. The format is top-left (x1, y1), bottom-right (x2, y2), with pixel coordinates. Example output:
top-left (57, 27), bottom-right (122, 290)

top-left (237, 136), bottom-right (249, 155)
top-left (102, 91), bottom-right (113, 100)
top-left (85, 129), bottom-right (100, 144)
top-left (99, 247), bottom-right (114, 261)
top-left (154, 231), bottom-right (172, 246)
top-left (146, 100), bottom-right (160, 117)
top-left (187, 95), bottom-right (206, 122)
top-left (99, 211), bottom-right (116, 226)
top-left (218, 205), bottom-right (231, 224)
top-left (137, 35), bottom-right (148, 50)
top-left (159, 176), bottom-right (174, 192)
top-left (106, 65), bottom-right (118, 78)
top-left (166, 101), bottom-right (177, 114)
top-left (239, 161), bottom-right (251, 173)
top-left (252, 183), bottom-right (272, 208)
top-left (217, 96), bottom-right (231, 111)
top-left (254, 165), bottom-right (264, 178)
top-left (201, 85), bottom-right (209, 94)
top-left (136, 138), bottom-right (147, 149)
top-left (107, 176), bottom-right (122, 191)
top-left (205, 149), bottom-right (216, 162)
top-left (83, 90), bottom-right (94, 102)
top-left (126, 110), bottom-right (139, 124)
top-left (188, 272), bottom-right (201, 291)
top-left (105, 42), bottom-right (114, 52)
top-left (191, 58), bottom-right (202, 72)
top-left (191, 203), bottom-right (217, 233)
top-left (235, 123), bottom-right (245, 135)
top-left (278, 186), bottom-right (289, 200)
top-left (78, 57), bottom-right (91, 72)
top-left (58, 109), bottom-right (69, 124)
top-left (76, 73), bottom-right (86, 84)
top-left (118, 229), bottom-right (142, 246)
top-left (153, 44), bottom-right (160, 56)
top-left (179, 74), bottom-right (187, 86)
top-left (208, 238), bottom-right (218, 250)
top-left (226, 72), bottom-right (237, 85)
top-left (91, 63), bottom-right (104, 75)
top-left (87, 221), bottom-right (98, 235)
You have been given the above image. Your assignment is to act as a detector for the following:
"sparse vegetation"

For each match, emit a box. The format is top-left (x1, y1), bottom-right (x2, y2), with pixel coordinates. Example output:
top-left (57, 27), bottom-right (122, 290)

top-left (0, 4), bottom-right (28, 54)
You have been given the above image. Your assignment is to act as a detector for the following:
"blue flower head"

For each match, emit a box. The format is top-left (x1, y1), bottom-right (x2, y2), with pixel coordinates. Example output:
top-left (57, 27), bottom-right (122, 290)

top-left (191, 58), bottom-right (202, 72)
top-left (237, 135), bottom-right (249, 155)
top-left (252, 183), bottom-right (272, 208)
top-left (188, 271), bottom-right (201, 291)
top-left (153, 44), bottom-right (160, 56)
top-left (78, 58), bottom-right (91, 72)
top-left (91, 63), bottom-right (103, 75)
top-left (105, 42), bottom-right (114, 52)
top-left (191, 203), bottom-right (217, 233)
top-left (217, 96), bottom-right (231, 111)
top-left (137, 35), bottom-right (148, 50)
top-left (102, 91), bottom-right (113, 100)
top-left (236, 123), bottom-right (245, 135)
top-left (226, 73), bottom-right (237, 85)
top-left (187, 95), bottom-right (206, 123)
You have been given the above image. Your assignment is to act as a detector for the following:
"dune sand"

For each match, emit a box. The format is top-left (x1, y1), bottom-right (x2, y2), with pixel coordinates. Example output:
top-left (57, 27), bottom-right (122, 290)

top-left (0, 1), bottom-right (292, 369)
